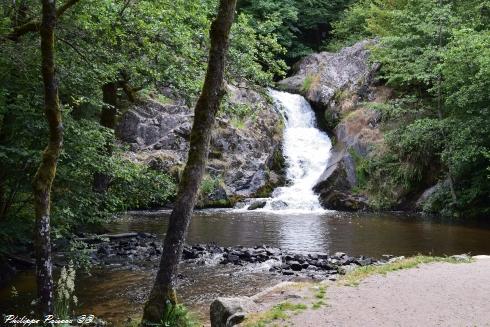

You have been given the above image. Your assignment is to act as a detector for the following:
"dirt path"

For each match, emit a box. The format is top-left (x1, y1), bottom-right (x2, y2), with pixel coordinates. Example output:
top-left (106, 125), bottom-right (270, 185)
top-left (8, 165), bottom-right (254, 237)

top-left (289, 256), bottom-right (490, 327)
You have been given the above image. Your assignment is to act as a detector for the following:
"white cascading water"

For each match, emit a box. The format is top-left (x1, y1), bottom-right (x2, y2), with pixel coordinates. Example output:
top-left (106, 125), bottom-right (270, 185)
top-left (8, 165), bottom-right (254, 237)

top-left (260, 90), bottom-right (332, 213)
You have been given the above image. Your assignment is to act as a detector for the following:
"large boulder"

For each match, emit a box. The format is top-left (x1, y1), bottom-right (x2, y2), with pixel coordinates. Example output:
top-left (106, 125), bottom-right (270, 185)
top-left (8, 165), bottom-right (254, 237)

top-left (313, 148), bottom-right (369, 211)
top-left (116, 86), bottom-right (285, 207)
top-left (210, 297), bottom-right (258, 327)
top-left (415, 178), bottom-right (451, 212)
top-left (278, 39), bottom-right (379, 131)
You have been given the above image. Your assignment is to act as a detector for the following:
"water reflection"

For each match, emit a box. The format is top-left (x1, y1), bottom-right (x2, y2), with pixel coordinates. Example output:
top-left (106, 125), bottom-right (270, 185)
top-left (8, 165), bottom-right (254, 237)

top-left (120, 210), bottom-right (490, 257)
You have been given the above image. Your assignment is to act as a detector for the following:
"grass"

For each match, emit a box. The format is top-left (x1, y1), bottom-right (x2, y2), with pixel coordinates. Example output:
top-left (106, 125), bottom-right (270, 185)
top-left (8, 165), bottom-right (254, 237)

top-left (311, 300), bottom-right (326, 309)
top-left (231, 117), bottom-right (246, 129)
top-left (314, 286), bottom-right (326, 299)
top-left (243, 301), bottom-right (307, 327)
top-left (341, 255), bottom-right (472, 287)
top-left (125, 304), bottom-right (200, 327)
top-left (309, 285), bottom-right (327, 309)
top-left (300, 74), bottom-right (320, 93)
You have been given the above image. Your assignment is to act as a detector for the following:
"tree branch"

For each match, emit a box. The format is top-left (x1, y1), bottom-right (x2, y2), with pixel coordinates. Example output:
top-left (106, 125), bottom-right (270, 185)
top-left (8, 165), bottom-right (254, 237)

top-left (58, 36), bottom-right (90, 63)
top-left (1, 0), bottom-right (81, 42)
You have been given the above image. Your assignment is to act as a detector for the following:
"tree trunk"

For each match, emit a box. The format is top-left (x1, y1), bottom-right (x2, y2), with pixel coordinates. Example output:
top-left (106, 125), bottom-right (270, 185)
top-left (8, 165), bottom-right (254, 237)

top-left (100, 82), bottom-right (118, 129)
top-left (93, 82), bottom-right (118, 193)
top-left (0, 181), bottom-right (6, 222)
top-left (32, 0), bottom-right (62, 317)
top-left (141, 0), bottom-right (237, 324)
top-left (436, 0), bottom-right (457, 204)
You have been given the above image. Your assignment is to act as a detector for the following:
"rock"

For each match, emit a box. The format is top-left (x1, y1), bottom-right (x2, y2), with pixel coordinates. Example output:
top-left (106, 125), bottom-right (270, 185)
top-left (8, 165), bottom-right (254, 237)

top-left (356, 257), bottom-right (373, 266)
top-left (341, 263), bottom-right (359, 274)
top-left (266, 248), bottom-right (281, 256)
top-left (289, 261), bottom-right (303, 271)
top-left (116, 84), bottom-right (286, 208)
top-left (415, 178), bottom-right (451, 211)
top-left (270, 200), bottom-right (288, 210)
top-left (308, 254), bottom-right (319, 260)
top-left (210, 297), bottom-right (257, 327)
top-left (278, 39), bottom-right (379, 129)
top-left (183, 247), bottom-right (199, 260)
top-left (388, 256), bottom-right (405, 263)
top-left (341, 256), bottom-right (355, 265)
top-left (293, 254), bottom-right (306, 263)
top-left (247, 201), bottom-right (267, 210)
top-left (451, 254), bottom-right (471, 262)
top-left (226, 254), bottom-right (240, 264)
top-left (313, 149), bottom-right (370, 211)
top-left (335, 108), bottom-right (382, 157)
top-left (79, 236), bottom-right (381, 278)
top-left (97, 245), bottom-right (111, 256)
top-left (315, 260), bottom-right (334, 270)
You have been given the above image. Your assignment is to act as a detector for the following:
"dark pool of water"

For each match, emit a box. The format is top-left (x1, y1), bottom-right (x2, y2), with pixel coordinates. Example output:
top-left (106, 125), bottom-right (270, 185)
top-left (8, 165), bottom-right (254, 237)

top-left (117, 209), bottom-right (490, 257)
top-left (2, 210), bottom-right (490, 324)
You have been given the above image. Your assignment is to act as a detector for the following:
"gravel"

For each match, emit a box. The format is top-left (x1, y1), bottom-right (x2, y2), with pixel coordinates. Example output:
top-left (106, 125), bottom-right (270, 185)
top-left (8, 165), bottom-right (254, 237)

top-left (289, 256), bottom-right (490, 327)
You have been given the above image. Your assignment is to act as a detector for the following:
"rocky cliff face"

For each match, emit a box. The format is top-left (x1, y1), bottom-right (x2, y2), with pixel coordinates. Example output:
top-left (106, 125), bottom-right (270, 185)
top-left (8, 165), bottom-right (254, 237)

top-left (278, 39), bottom-right (380, 131)
top-left (278, 40), bottom-right (390, 211)
top-left (116, 86), bottom-right (285, 207)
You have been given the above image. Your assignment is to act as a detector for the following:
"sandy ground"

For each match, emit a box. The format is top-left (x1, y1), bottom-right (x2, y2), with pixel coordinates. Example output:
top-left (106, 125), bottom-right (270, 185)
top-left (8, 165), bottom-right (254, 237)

top-left (288, 256), bottom-right (490, 327)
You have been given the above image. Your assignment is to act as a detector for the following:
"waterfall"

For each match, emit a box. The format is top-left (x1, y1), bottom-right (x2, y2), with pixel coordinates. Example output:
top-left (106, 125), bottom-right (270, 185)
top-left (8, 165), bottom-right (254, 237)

top-left (250, 90), bottom-right (332, 213)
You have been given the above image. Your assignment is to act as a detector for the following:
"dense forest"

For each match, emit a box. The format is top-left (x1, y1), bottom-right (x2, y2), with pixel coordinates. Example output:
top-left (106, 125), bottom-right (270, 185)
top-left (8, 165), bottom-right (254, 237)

top-left (0, 0), bottom-right (359, 260)
top-left (0, 0), bottom-right (489, 325)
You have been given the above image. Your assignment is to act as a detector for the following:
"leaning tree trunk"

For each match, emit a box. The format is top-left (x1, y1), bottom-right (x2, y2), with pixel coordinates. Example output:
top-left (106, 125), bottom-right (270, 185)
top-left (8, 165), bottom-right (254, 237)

top-left (141, 0), bottom-right (237, 324)
top-left (32, 0), bottom-right (63, 317)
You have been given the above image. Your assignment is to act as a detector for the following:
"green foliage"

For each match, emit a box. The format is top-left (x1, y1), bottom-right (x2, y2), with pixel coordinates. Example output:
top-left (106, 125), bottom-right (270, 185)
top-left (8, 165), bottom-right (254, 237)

top-left (331, 0), bottom-right (490, 217)
top-left (341, 255), bottom-right (472, 286)
top-left (312, 299), bottom-right (325, 309)
top-left (441, 28), bottom-right (490, 116)
top-left (66, 240), bottom-right (93, 273)
top-left (220, 98), bottom-right (257, 128)
top-left (244, 301), bottom-right (307, 327)
top-left (238, 0), bottom-right (355, 62)
top-left (199, 175), bottom-right (221, 196)
top-left (300, 74), bottom-right (316, 93)
top-left (158, 302), bottom-right (198, 327)
top-left (314, 286), bottom-right (326, 299)
top-left (326, 0), bottom-right (374, 50)
top-left (229, 13), bottom-right (288, 85)
top-left (0, 101), bottom-right (177, 249)
top-left (348, 149), bottom-right (368, 190)
top-left (363, 118), bottom-right (449, 208)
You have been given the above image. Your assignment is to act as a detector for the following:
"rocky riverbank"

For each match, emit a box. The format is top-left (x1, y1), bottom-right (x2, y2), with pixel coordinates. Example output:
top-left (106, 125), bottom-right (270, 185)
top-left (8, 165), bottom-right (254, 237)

top-left (53, 233), bottom-right (397, 281)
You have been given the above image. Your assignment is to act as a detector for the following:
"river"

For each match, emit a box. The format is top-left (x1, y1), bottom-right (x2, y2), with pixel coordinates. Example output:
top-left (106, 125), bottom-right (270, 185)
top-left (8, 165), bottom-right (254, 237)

top-left (2, 210), bottom-right (490, 324)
